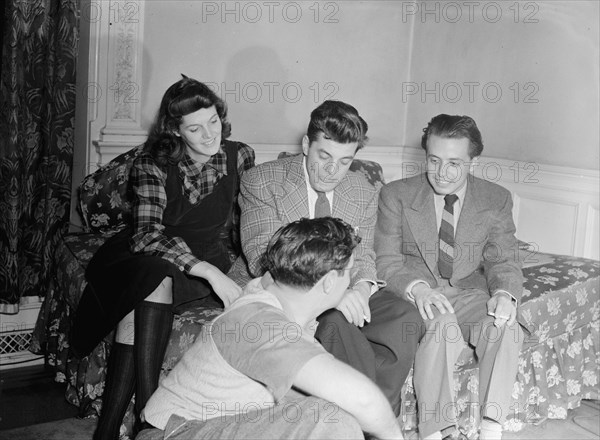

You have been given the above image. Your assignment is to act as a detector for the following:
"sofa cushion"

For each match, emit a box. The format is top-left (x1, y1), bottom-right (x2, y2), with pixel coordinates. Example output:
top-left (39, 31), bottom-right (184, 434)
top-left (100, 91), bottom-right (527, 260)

top-left (79, 145), bottom-right (144, 232)
top-left (518, 253), bottom-right (599, 340)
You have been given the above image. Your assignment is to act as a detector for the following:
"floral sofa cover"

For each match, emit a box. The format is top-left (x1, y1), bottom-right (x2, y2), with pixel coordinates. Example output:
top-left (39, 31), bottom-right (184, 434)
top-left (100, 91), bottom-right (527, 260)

top-left (30, 146), bottom-right (599, 439)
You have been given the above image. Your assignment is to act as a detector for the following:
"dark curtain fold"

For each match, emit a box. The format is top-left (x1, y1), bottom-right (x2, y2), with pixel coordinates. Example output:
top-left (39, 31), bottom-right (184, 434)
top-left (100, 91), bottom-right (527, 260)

top-left (0, 0), bottom-right (79, 314)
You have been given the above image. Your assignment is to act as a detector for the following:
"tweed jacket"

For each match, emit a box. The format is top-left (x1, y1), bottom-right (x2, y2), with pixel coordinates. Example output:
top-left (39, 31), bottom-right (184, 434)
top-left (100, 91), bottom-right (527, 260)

top-left (375, 173), bottom-right (523, 303)
top-left (239, 154), bottom-right (379, 284)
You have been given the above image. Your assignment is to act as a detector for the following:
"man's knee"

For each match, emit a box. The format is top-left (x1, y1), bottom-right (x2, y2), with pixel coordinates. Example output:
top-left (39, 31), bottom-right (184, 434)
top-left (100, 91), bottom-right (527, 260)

top-left (420, 311), bottom-right (462, 344)
top-left (370, 294), bottom-right (423, 340)
top-left (429, 309), bottom-right (459, 326)
top-left (403, 305), bottom-right (425, 339)
top-left (318, 309), bottom-right (347, 326)
top-left (386, 297), bottom-right (422, 322)
top-left (479, 318), bottom-right (524, 347)
top-left (315, 309), bottom-right (354, 345)
top-left (395, 306), bottom-right (424, 345)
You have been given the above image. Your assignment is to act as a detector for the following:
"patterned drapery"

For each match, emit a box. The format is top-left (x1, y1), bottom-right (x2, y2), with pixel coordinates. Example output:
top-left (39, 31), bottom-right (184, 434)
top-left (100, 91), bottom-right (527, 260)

top-left (0, 0), bottom-right (79, 313)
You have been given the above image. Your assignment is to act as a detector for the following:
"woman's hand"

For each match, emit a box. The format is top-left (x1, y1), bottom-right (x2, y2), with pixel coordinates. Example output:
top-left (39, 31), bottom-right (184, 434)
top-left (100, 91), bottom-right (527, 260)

top-left (190, 262), bottom-right (242, 308)
top-left (207, 270), bottom-right (243, 308)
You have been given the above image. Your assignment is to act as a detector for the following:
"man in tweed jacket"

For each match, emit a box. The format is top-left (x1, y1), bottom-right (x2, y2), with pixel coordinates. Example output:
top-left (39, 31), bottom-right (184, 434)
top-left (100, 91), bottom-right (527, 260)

top-left (237, 100), bottom-right (420, 416)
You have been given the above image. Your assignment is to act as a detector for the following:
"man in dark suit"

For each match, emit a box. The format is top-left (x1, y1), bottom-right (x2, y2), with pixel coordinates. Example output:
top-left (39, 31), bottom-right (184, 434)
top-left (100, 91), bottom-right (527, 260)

top-left (237, 100), bottom-right (420, 416)
top-left (375, 114), bottom-right (524, 440)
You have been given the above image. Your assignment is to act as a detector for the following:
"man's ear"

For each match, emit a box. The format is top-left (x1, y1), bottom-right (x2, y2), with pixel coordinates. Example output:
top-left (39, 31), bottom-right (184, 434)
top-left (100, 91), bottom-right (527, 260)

top-left (321, 270), bottom-right (337, 295)
top-left (302, 135), bottom-right (310, 156)
top-left (469, 156), bottom-right (479, 173)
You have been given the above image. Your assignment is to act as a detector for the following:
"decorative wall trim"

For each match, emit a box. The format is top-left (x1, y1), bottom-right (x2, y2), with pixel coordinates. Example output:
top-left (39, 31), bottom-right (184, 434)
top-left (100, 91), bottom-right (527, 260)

top-left (85, 0), bottom-right (147, 174)
top-left (99, 1), bottom-right (146, 141)
top-left (584, 206), bottom-right (600, 259)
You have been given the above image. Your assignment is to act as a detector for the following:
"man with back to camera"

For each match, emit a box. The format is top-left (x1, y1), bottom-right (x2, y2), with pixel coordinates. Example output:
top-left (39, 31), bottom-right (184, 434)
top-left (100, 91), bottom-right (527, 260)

top-left (233, 100), bottom-right (421, 416)
top-left (375, 114), bottom-right (524, 440)
top-left (138, 217), bottom-right (403, 440)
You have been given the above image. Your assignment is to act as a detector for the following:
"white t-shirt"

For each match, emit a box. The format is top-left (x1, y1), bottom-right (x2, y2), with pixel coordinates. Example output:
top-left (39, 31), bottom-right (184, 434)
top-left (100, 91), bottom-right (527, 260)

top-left (143, 278), bottom-right (329, 430)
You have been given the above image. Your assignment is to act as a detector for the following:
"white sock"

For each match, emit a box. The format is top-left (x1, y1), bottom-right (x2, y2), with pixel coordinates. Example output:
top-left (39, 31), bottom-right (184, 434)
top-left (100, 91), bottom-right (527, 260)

top-left (480, 419), bottom-right (503, 440)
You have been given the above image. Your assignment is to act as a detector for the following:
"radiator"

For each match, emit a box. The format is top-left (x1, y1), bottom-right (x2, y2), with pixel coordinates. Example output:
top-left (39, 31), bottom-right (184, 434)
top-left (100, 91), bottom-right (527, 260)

top-left (0, 301), bottom-right (44, 370)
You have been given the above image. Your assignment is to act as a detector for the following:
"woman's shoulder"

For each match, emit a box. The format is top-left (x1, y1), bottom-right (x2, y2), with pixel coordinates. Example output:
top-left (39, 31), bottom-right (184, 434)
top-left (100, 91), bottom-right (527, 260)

top-left (224, 139), bottom-right (254, 154)
top-left (224, 139), bottom-right (255, 171)
top-left (133, 149), bottom-right (153, 167)
top-left (132, 148), bottom-right (169, 176)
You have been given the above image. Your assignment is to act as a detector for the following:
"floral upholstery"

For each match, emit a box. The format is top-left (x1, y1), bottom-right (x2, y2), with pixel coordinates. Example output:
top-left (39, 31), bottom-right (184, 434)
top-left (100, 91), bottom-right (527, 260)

top-left (348, 159), bottom-right (385, 190)
top-left (30, 146), bottom-right (599, 440)
top-left (79, 145), bottom-right (144, 232)
top-left (399, 254), bottom-right (600, 437)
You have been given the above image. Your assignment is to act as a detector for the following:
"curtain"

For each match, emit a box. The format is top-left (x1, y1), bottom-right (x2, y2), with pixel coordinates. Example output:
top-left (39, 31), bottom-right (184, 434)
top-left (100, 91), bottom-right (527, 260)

top-left (0, 0), bottom-right (79, 314)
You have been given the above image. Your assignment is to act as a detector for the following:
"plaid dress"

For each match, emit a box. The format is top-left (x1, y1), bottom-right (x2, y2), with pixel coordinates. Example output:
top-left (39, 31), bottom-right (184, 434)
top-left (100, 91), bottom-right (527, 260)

top-left (72, 140), bottom-right (254, 356)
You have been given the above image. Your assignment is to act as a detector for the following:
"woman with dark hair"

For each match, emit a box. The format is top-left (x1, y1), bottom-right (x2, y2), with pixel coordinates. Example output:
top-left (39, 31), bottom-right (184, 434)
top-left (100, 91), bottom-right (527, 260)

top-left (72, 76), bottom-right (255, 440)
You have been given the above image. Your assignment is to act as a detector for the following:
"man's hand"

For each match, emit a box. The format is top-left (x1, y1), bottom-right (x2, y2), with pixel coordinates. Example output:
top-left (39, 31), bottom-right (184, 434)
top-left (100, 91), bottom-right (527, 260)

top-left (487, 292), bottom-right (517, 327)
top-left (412, 283), bottom-right (455, 320)
top-left (336, 281), bottom-right (372, 327)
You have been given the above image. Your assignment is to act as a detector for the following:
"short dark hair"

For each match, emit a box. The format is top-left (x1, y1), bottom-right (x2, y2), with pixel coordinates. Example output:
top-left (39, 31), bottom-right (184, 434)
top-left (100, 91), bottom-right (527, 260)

top-left (262, 217), bottom-right (360, 289)
top-left (421, 114), bottom-right (483, 158)
top-left (145, 75), bottom-right (231, 166)
top-left (307, 100), bottom-right (369, 151)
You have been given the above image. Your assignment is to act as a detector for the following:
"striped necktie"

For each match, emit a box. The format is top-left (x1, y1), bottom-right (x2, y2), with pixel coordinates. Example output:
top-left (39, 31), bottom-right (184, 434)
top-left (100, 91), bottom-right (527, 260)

top-left (438, 194), bottom-right (459, 279)
top-left (314, 191), bottom-right (331, 218)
